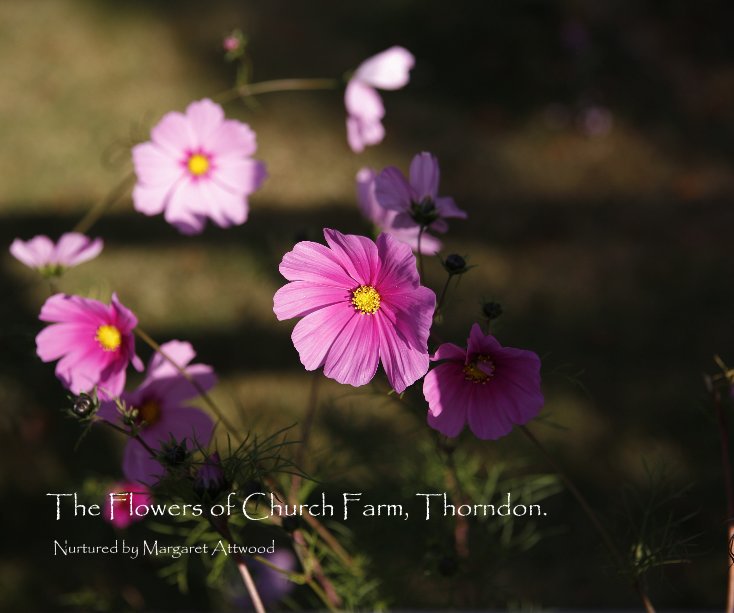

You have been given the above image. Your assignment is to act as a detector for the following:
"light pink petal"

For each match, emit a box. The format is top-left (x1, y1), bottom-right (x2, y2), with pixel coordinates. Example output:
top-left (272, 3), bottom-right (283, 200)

top-left (185, 99), bottom-right (225, 145)
top-left (323, 229), bottom-right (380, 286)
top-left (323, 311), bottom-right (380, 387)
top-left (435, 196), bottom-right (468, 220)
top-left (10, 236), bottom-right (54, 268)
top-left (467, 386), bottom-right (515, 440)
top-left (354, 46), bottom-right (415, 90)
top-left (206, 119), bottom-right (257, 158)
top-left (132, 182), bottom-right (179, 217)
top-left (54, 233), bottom-right (103, 267)
top-left (346, 115), bottom-right (385, 153)
top-left (97, 364), bottom-right (127, 400)
top-left (189, 179), bottom-right (248, 228)
top-left (408, 152), bottom-right (440, 201)
top-left (145, 340), bottom-right (196, 382)
top-left (110, 293), bottom-right (138, 333)
top-left (36, 323), bottom-right (93, 362)
top-left (132, 142), bottom-right (184, 187)
top-left (356, 168), bottom-right (383, 223)
top-left (279, 241), bottom-right (356, 288)
top-left (379, 287), bottom-right (434, 355)
top-left (375, 312), bottom-right (429, 393)
top-left (39, 294), bottom-right (106, 325)
top-left (375, 167), bottom-right (414, 212)
top-left (163, 180), bottom-right (208, 234)
top-left (150, 111), bottom-right (196, 157)
top-left (55, 343), bottom-right (108, 395)
top-left (374, 232), bottom-right (421, 294)
top-left (291, 303), bottom-right (354, 371)
top-left (344, 80), bottom-right (384, 121)
top-left (213, 158), bottom-right (267, 196)
top-left (387, 227), bottom-right (442, 254)
top-left (274, 281), bottom-right (348, 320)
top-left (424, 363), bottom-right (470, 437)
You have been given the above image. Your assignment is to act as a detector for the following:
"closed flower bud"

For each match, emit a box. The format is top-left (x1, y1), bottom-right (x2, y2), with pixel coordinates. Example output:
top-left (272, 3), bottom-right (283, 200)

top-left (443, 254), bottom-right (468, 275)
top-left (194, 452), bottom-right (228, 500)
top-left (71, 392), bottom-right (98, 418)
top-left (482, 301), bottom-right (503, 321)
top-left (158, 439), bottom-right (190, 469)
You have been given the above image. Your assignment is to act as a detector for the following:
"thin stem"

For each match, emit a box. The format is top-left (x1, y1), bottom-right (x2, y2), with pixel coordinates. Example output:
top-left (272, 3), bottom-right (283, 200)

top-left (713, 388), bottom-right (734, 612)
top-left (417, 226), bottom-right (426, 280)
top-left (134, 327), bottom-right (240, 438)
top-left (290, 372), bottom-right (320, 501)
top-left (520, 425), bottom-right (656, 612)
top-left (98, 419), bottom-right (159, 458)
top-left (440, 441), bottom-right (470, 558)
top-left (73, 172), bottom-right (135, 235)
top-left (434, 274), bottom-right (453, 317)
top-left (214, 77), bottom-right (340, 104)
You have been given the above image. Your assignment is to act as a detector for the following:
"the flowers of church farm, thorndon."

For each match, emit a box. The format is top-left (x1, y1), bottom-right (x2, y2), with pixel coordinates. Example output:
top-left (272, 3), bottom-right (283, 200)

top-left (131, 98), bottom-right (267, 234)
top-left (273, 228), bottom-right (435, 393)
top-left (35, 293), bottom-right (143, 399)
top-left (423, 323), bottom-right (544, 440)
top-left (97, 340), bottom-right (216, 485)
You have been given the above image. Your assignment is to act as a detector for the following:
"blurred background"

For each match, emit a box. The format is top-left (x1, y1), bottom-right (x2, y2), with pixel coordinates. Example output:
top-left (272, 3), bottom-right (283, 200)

top-left (2, 0), bottom-right (734, 609)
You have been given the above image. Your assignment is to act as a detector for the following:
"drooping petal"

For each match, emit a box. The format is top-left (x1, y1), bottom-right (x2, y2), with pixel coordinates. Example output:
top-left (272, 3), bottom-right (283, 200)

top-left (279, 241), bottom-right (356, 288)
top-left (344, 80), bottom-right (384, 121)
top-left (375, 167), bottom-right (414, 212)
top-left (354, 46), bottom-right (415, 90)
top-left (425, 363), bottom-right (471, 437)
top-left (375, 312), bottom-right (429, 393)
top-left (54, 233), bottom-right (103, 267)
top-left (346, 115), bottom-right (385, 153)
top-left (408, 152), bottom-right (440, 201)
top-left (323, 312), bottom-right (380, 387)
top-left (324, 228), bottom-right (380, 286)
top-left (9, 236), bottom-right (54, 268)
top-left (291, 303), bottom-right (354, 371)
top-left (273, 281), bottom-right (348, 320)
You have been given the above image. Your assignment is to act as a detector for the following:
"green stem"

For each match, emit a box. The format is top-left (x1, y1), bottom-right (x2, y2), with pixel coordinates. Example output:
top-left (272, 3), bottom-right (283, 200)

top-left (215, 77), bottom-right (340, 104)
top-left (434, 274), bottom-right (453, 318)
top-left (73, 172), bottom-right (135, 235)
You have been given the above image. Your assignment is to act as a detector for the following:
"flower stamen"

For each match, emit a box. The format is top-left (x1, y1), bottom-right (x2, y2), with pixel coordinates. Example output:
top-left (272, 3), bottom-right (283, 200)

top-left (95, 325), bottom-right (121, 351)
top-left (137, 399), bottom-right (161, 427)
top-left (352, 285), bottom-right (381, 314)
top-left (187, 153), bottom-right (210, 177)
top-left (463, 355), bottom-right (495, 384)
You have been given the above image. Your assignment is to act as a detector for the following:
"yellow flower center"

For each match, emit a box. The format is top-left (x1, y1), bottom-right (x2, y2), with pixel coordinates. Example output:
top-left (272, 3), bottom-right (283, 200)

top-left (137, 399), bottom-right (161, 427)
top-left (95, 325), bottom-right (121, 351)
top-left (187, 153), bottom-right (210, 176)
top-left (351, 285), bottom-right (381, 314)
top-left (463, 355), bottom-right (495, 384)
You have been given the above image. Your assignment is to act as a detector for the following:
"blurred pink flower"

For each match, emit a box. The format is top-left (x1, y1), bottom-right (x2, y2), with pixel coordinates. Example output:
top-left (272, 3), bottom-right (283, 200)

top-left (375, 152), bottom-right (467, 236)
top-left (345, 46), bottom-right (414, 153)
top-left (222, 35), bottom-right (240, 52)
top-left (423, 324), bottom-right (543, 439)
top-left (104, 481), bottom-right (153, 529)
top-left (356, 168), bottom-right (442, 254)
top-left (273, 228), bottom-right (435, 393)
top-left (97, 340), bottom-right (216, 484)
top-left (10, 233), bottom-right (103, 276)
top-left (132, 99), bottom-right (267, 234)
top-left (36, 293), bottom-right (143, 398)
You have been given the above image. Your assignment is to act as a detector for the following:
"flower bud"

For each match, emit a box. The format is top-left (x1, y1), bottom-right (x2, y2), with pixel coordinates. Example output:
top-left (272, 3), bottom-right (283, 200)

top-left (482, 301), bottom-right (503, 321)
top-left (70, 391), bottom-right (98, 418)
top-left (443, 254), bottom-right (468, 275)
top-left (194, 452), bottom-right (228, 500)
top-left (158, 438), bottom-right (190, 469)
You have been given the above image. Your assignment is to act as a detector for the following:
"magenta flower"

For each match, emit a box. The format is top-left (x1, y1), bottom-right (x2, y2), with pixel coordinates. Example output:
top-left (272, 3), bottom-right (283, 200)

top-left (345, 46), bottom-right (414, 153)
top-left (423, 324), bottom-right (543, 439)
top-left (36, 293), bottom-right (143, 399)
top-left (273, 229), bottom-right (435, 393)
top-left (10, 233), bottom-right (103, 276)
top-left (375, 152), bottom-right (467, 238)
top-left (357, 168), bottom-right (442, 255)
top-left (104, 481), bottom-right (153, 529)
top-left (97, 340), bottom-right (216, 484)
top-left (132, 98), bottom-right (267, 234)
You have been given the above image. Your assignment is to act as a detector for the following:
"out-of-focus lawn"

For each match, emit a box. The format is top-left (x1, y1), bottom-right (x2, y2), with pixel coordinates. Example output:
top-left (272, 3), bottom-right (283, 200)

top-left (2, 0), bottom-right (734, 609)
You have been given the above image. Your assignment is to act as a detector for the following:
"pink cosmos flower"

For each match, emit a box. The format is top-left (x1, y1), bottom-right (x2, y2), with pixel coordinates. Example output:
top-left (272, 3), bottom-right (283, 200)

top-left (273, 228), bottom-right (435, 393)
top-left (36, 293), bottom-right (143, 399)
top-left (357, 168), bottom-right (442, 255)
top-left (10, 233), bottom-right (103, 276)
top-left (132, 98), bottom-right (267, 234)
top-left (345, 46), bottom-right (415, 153)
top-left (104, 481), bottom-right (153, 529)
top-left (222, 35), bottom-right (240, 53)
top-left (375, 152), bottom-right (467, 237)
top-left (98, 340), bottom-right (216, 485)
top-left (423, 324), bottom-right (544, 440)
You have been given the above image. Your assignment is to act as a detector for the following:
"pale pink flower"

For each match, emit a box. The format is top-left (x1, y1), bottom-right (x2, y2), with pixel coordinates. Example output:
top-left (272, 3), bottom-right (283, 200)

top-left (10, 233), bottom-right (103, 276)
top-left (375, 152), bottom-right (467, 235)
top-left (36, 293), bottom-right (143, 399)
top-left (104, 481), bottom-right (153, 529)
top-left (423, 324), bottom-right (543, 439)
top-left (273, 228), bottom-right (435, 393)
top-left (223, 35), bottom-right (240, 53)
top-left (357, 168), bottom-right (441, 254)
top-left (345, 46), bottom-right (414, 153)
top-left (98, 340), bottom-right (216, 484)
top-left (132, 99), bottom-right (267, 234)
